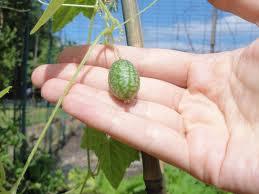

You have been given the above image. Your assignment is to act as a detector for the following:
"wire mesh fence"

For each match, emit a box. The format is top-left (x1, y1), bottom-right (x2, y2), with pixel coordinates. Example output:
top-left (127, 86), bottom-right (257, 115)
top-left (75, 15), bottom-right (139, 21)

top-left (0, 99), bottom-right (80, 154)
top-left (58, 0), bottom-right (259, 53)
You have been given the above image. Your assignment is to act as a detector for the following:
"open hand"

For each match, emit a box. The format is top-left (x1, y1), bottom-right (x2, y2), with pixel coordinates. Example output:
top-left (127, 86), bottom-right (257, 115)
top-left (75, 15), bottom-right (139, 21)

top-left (32, 39), bottom-right (259, 194)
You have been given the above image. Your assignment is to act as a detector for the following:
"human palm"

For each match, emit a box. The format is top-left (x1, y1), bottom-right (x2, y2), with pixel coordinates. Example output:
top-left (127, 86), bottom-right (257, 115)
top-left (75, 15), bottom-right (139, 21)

top-left (32, 39), bottom-right (259, 194)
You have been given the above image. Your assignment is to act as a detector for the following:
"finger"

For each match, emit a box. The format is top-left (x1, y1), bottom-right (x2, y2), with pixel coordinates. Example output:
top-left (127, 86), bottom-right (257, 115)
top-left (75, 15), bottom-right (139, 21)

top-left (32, 64), bottom-right (184, 110)
top-left (62, 92), bottom-right (189, 170)
top-left (58, 44), bottom-right (196, 87)
top-left (32, 63), bottom-right (103, 89)
top-left (41, 78), bottom-right (184, 132)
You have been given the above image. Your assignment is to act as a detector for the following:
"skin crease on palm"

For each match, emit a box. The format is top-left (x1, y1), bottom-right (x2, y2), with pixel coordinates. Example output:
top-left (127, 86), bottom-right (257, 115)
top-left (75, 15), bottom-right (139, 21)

top-left (31, 1), bottom-right (259, 194)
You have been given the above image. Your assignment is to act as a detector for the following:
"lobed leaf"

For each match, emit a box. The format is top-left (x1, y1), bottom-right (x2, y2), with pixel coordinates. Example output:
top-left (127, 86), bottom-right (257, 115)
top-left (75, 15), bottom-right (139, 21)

top-left (81, 127), bottom-right (139, 188)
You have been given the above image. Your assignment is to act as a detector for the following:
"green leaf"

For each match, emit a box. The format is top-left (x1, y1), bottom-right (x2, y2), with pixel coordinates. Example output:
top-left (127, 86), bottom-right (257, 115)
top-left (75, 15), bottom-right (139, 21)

top-left (0, 162), bottom-right (5, 186)
top-left (53, 0), bottom-right (96, 32)
top-left (30, 0), bottom-right (65, 34)
top-left (0, 86), bottom-right (12, 98)
top-left (81, 127), bottom-right (139, 188)
top-left (100, 139), bottom-right (140, 189)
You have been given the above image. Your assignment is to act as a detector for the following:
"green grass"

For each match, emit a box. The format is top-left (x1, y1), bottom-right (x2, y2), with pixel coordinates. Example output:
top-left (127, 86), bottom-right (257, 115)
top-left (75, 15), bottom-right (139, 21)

top-left (164, 165), bottom-right (232, 194)
top-left (72, 165), bottom-right (232, 194)
top-left (114, 165), bottom-right (232, 194)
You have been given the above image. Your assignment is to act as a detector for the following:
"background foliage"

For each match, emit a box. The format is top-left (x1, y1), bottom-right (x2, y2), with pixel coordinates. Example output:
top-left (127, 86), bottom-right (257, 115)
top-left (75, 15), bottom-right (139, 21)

top-left (0, 0), bottom-right (61, 90)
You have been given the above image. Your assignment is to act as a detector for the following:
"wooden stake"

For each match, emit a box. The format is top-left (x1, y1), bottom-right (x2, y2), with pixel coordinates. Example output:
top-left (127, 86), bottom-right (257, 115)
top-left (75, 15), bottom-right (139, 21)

top-left (121, 1), bottom-right (165, 193)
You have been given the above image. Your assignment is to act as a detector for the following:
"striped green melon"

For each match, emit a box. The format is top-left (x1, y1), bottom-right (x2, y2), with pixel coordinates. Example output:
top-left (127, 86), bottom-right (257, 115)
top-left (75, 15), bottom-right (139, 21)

top-left (108, 59), bottom-right (140, 103)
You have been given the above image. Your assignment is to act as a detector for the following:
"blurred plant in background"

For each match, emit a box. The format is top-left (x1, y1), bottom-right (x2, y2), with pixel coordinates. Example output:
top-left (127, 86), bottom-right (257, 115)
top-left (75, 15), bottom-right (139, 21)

top-left (0, 0), bottom-right (62, 90)
top-left (64, 165), bottom-right (232, 194)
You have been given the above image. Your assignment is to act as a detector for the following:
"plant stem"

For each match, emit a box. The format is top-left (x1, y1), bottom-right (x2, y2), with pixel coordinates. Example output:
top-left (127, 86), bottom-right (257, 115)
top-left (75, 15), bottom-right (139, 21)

top-left (0, 5), bottom-right (30, 12)
top-left (80, 8), bottom-right (99, 193)
top-left (98, 0), bottom-right (113, 20)
top-left (79, 171), bottom-right (92, 194)
top-left (11, 29), bottom-right (107, 194)
top-left (87, 1), bottom-right (98, 43)
top-left (116, 0), bottom-right (160, 30)
top-left (37, 0), bottom-right (96, 9)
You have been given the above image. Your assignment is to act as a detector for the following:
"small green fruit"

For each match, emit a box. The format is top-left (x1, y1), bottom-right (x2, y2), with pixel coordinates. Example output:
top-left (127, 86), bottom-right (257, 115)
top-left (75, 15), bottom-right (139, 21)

top-left (108, 59), bottom-right (140, 103)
